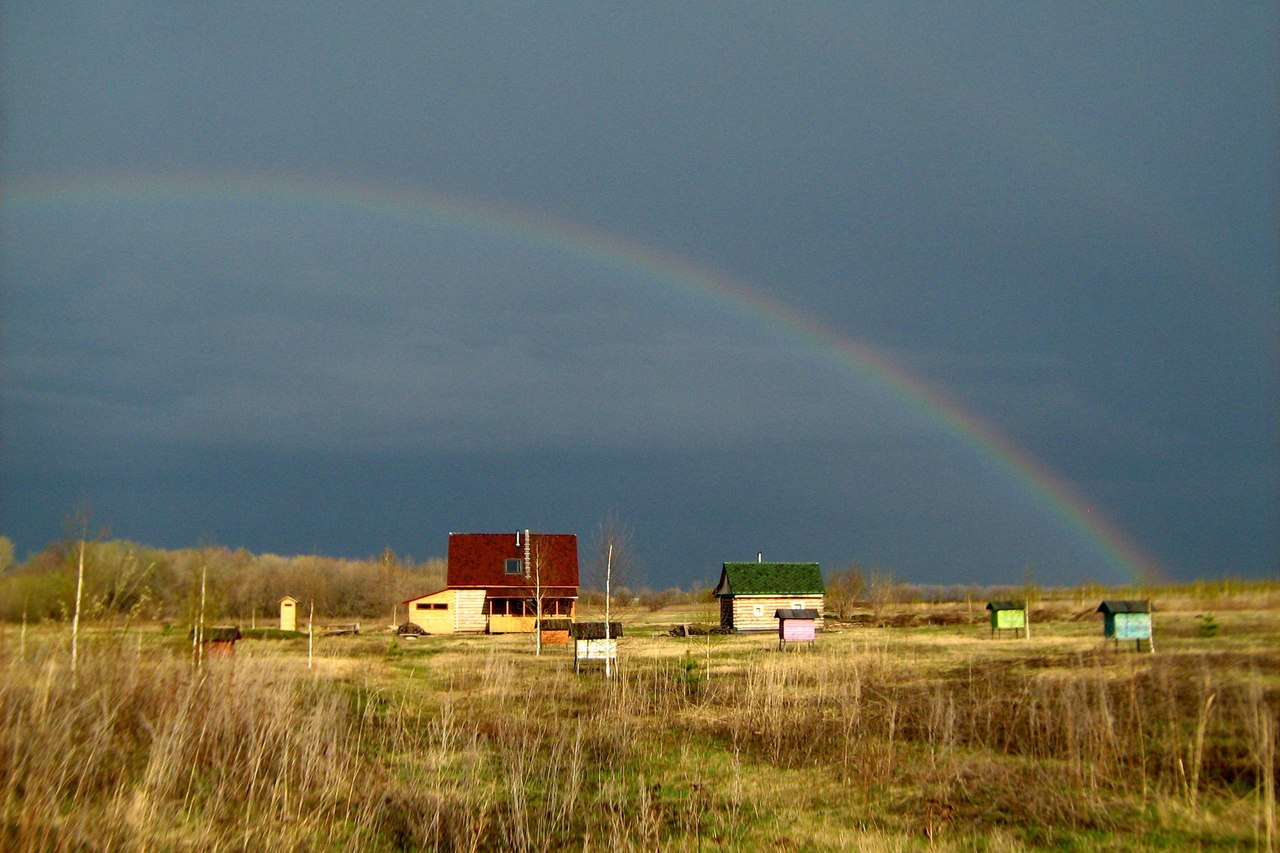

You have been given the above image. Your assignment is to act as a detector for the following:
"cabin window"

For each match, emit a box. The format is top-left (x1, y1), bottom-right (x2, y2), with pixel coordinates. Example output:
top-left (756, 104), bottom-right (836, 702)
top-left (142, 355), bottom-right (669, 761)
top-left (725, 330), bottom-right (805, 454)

top-left (415, 603), bottom-right (429, 610)
top-left (791, 601), bottom-right (803, 610)
top-left (504, 558), bottom-right (523, 575)
top-left (753, 604), bottom-right (764, 617)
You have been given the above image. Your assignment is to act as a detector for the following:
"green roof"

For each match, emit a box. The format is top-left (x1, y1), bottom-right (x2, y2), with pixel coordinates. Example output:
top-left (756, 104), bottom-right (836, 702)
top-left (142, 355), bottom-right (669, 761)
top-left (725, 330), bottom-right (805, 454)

top-left (715, 562), bottom-right (824, 596)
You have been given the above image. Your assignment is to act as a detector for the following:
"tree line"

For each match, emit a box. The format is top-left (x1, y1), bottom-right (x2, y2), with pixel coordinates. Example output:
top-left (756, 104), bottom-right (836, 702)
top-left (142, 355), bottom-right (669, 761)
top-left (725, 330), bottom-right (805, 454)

top-left (0, 535), bottom-right (446, 626)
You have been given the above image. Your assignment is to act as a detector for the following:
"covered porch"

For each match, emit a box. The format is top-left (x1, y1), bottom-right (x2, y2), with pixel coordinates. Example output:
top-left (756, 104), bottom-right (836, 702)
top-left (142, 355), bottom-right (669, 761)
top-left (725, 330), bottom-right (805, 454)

top-left (485, 595), bottom-right (577, 633)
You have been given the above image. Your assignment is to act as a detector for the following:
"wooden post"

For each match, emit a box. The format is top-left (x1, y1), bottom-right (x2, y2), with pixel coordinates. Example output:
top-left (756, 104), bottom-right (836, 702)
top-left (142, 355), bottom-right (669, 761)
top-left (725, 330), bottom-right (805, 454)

top-left (307, 601), bottom-right (314, 670)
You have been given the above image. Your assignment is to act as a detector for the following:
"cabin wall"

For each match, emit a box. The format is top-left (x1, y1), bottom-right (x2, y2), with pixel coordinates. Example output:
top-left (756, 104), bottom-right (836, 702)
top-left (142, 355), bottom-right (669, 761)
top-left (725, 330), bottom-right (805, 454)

top-left (728, 595), bottom-right (825, 632)
top-left (406, 590), bottom-right (455, 633)
top-left (489, 614), bottom-right (537, 633)
top-left (453, 590), bottom-right (488, 633)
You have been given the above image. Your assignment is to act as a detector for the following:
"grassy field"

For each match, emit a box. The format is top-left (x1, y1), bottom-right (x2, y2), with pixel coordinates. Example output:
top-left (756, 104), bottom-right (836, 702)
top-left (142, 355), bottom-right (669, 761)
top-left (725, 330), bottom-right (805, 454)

top-left (2, 590), bottom-right (1277, 851)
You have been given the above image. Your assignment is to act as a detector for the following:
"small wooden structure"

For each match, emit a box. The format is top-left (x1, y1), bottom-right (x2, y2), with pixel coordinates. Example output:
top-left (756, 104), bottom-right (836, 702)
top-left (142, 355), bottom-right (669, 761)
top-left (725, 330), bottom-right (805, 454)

top-left (203, 626), bottom-right (242, 657)
top-left (279, 596), bottom-right (298, 632)
top-left (986, 601), bottom-right (1027, 638)
top-left (1098, 600), bottom-right (1154, 652)
top-left (539, 618), bottom-right (571, 646)
top-left (714, 562), bottom-right (825, 633)
top-left (571, 622), bottom-right (622, 673)
top-left (775, 608), bottom-right (819, 650)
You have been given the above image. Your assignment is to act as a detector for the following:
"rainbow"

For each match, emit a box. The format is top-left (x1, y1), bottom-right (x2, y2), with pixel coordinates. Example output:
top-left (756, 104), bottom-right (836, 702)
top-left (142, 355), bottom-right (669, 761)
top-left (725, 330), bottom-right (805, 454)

top-left (2, 171), bottom-right (1167, 583)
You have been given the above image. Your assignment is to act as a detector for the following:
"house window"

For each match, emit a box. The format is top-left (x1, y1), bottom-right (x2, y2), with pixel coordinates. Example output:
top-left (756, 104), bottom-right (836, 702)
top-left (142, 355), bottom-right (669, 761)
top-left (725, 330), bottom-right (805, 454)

top-left (415, 603), bottom-right (430, 610)
top-left (504, 558), bottom-right (523, 575)
top-left (791, 601), bottom-right (803, 610)
top-left (753, 604), bottom-right (764, 618)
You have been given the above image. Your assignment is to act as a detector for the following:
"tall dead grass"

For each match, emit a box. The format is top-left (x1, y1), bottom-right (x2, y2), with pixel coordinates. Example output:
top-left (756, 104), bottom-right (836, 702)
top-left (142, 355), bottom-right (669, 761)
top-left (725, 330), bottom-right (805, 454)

top-left (689, 644), bottom-right (1279, 840)
top-left (2, 631), bottom-right (1276, 850)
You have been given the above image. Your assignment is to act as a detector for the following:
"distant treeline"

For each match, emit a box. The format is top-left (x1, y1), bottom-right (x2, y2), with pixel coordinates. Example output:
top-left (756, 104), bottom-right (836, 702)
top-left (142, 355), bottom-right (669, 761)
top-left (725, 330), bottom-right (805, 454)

top-left (0, 536), bottom-right (709, 626)
top-left (1, 534), bottom-right (1273, 626)
top-left (0, 537), bottom-right (447, 625)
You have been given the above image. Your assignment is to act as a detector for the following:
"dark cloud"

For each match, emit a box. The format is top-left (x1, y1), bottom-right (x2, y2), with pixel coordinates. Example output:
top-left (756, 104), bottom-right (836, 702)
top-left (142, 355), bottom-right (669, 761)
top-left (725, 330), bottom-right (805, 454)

top-left (2, 3), bottom-right (1276, 584)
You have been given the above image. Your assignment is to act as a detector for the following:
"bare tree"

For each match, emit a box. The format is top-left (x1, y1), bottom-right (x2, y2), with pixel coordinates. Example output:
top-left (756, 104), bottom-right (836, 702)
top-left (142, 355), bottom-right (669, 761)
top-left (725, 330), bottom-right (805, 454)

top-left (583, 511), bottom-right (641, 621)
top-left (380, 546), bottom-right (399, 629)
top-left (1021, 566), bottom-right (1039, 640)
top-left (825, 563), bottom-right (866, 621)
top-left (867, 568), bottom-right (896, 626)
top-left (528, 532), bottom-right (548, 657)
top-left (65, 507), bottom-right (105, 688)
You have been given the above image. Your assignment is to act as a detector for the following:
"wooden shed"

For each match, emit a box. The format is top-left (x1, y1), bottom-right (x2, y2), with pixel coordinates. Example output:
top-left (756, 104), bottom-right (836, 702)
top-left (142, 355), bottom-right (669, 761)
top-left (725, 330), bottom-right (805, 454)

top-left (713, 562), bottom-right (825, 633)
top-left (985, 601), bottom-right (1027, 638)
top-left (1097, 600), bottom-right (1154, 651)
top-left (775, 608), bottom-right (819, 649)
top-left (279, 596), bottom-right (297, 632)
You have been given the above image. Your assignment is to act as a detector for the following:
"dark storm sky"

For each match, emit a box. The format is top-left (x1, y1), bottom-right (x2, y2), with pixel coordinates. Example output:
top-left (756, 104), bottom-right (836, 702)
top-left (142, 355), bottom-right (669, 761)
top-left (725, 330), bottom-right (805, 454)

top-left (2, 4), bottom-right (1276, 587)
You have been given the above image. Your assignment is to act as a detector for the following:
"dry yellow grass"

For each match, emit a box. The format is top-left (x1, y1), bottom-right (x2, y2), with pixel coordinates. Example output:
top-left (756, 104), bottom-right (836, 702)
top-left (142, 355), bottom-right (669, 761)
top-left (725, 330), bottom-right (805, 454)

top-left (1, 589), bottom-right (1277, 850)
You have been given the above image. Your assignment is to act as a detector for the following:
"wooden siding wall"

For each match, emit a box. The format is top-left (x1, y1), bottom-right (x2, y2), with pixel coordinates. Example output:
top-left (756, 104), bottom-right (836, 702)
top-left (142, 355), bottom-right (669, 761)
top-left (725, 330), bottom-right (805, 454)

top-left (406, 590), bottom-right (454, 634)
top-left (453, 590), bottom-right (488, 633)
top-left (489, 614), bottom-right (536, 634)
top-left (405, 589), bottom-right (488, 634)
top-left (728, 595), bottom-right (825, 632)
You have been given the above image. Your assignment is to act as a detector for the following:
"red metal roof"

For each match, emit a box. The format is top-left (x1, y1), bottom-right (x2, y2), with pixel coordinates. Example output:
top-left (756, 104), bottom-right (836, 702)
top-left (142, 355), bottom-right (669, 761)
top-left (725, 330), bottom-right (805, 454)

top-left (446, 532), bottom-right (579, 596)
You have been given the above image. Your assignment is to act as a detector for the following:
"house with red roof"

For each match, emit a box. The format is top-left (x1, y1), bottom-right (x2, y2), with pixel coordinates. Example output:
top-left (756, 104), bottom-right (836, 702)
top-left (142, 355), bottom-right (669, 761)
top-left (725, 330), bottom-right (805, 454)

top-left (403, 531), bottom-right (579, 634)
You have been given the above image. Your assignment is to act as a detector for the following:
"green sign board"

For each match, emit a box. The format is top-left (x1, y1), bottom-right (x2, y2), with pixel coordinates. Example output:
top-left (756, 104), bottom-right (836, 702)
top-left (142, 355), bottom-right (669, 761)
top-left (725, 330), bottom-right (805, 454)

top-left (1114, 613), bottom-right (1151, 640)
top-left (995, 609), bottom-right (1026, 630)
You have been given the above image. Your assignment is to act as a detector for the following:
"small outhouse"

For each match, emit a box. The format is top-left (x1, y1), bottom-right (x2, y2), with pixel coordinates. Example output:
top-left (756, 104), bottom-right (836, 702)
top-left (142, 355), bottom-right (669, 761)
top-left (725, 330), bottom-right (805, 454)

top-left (775, 608), bottom-right (819, 649)
top-left (985, 601), bottom-right (1027, 638)
top-left (1097, 600), bottom-right (1154, 651)
top-left (279, 596), bottom-right (298, 632)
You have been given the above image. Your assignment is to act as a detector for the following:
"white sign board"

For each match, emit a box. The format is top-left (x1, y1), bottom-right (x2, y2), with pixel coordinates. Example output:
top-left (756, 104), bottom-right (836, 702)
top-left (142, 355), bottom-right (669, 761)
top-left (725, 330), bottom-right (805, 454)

top-left (575, 638), bottom-right (617, 660)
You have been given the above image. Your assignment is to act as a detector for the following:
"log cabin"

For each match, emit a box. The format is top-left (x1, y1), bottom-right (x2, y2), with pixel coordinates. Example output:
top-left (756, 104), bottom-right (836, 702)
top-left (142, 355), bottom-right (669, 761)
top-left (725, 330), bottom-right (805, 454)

top-left (714, 561), bottom-right (825, 633)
